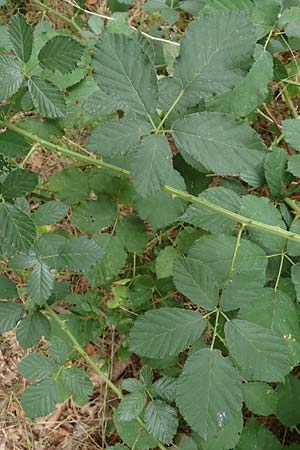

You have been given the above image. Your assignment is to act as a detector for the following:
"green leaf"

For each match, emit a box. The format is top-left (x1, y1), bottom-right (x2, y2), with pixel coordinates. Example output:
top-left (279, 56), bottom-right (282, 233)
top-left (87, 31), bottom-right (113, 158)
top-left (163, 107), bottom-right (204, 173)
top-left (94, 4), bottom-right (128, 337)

top-left (140, 365), bottom-right (153, 387)
top-left (0, 130), bottom-right (30, 158)
top-left (173, 256), bottom-right (219, 309)
top-left (27, 262), bottom-right (54, 306)
top-left (225, 319), bottom-right (290, 382)
top-left (239, 195), bottom-right (286, 253)
top-left (16, 311), bottom-right (50, 349)
top-left (173, 112), bottom-right (266, 186)
top-left (188, 234), bottom-right (267, 285)
top-left (0, 302), bottom-right (24, 332)
top-left (18, 353), bottom-right (56, 380)
top-left (129, 307), bottom-right (207, 358)
top-left (178, 436), bottom-right (198, 450)
top-left (49, 335), bottom-right (71, 365)
top-left (92, 33), bottom-right (158, 116)
top-left (276, 374), bottom-right (300, 426)
top-left (238, 288), bottom-right (300, 366)
top-left (203, 0), bottom-right (253, 12)
top-left (144, 400), bottom-right (178, 444)
top-left (283, 118), bottom-right (300, 150)
top-left (242, 382), bottom-right (278, 416)
top-left (38, 36), bottom-right (84, 74)
top-left (117, 391), bottom-right (147, 421)
top-left (171, 11), bottom-right (256, 109)
top-left (28, 76), bottom-right (66, 118)
top-left (61, 367), bottom-right (93, 405)
top-left (235, 419), bottom-right (281, 450)
top-left (1, 169), bottom-right (38, 199)
top-left (220, 271), bottom-right (266, 311)
top-left (206, 48), bottom-right (273, 117)
top-left (9, 12), bottom-right (33, 63)
top-left (182, 187), bottom-right (241, 234)
top-left (0, 275), bottom-right (18, 299)
top-left (0, 55), bottom-right (24, 101)
top-left (71, 197), bottom-right (117, 234)
top-left (288, 154), bottom-right (300, 178)
top-left (151, 377), bottom-right (176, 402)
top-left (265, 147), bottom-right (291, 198)
top-left (155, 246), bottom-right (179, 279)
top-left (33, 201), bottom-right (68, 226)
top-left (291, 263), bottom-right (300, 301)
top-left (114, 414), bottom-right (157, 450)
top-left (287, 216), bottom-right (300, 256)
top-left (116, 216), bottom-right (148, 253)
top-left (122, 378), bottom-right (145, 393)
top-left (9, 254), bottom-right (38, 270)
top-left (49, 168), bottom-right (90, 204)
top-left (21, 378), bottom-right (58, 418)
top-left (279, 6), bottom-right (300, 38)
top-left (53, 236), bottom-right (103, 272)
top-left (84, 89), bottom-right (124, 116)
top-left (87, 234), bottom-right (127, 286)
top-left (176, 348), bottom-right (242, 439)
top-left (0, 203), bottom-right (36, 253)
top-left (18, 118), bottom-right (63, 140)
top-left (88, 118), bottom-right (151, 157)
top-left (252, 0), bottom-right (282, 39)
top-left (131, 135), bottom-right (173, 198)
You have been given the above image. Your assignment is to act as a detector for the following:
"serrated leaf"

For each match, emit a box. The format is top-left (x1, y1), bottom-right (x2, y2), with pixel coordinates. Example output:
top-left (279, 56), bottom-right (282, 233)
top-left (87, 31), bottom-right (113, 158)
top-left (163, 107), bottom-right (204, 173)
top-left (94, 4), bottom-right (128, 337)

top-left (239, 195), bottom-right (287, 253)
top-left (207, 48), bottom-right (273, 116)
top-left (135, 170), bottom-right (187, 230)
top-left (61, 367), bottom-right (93, 405)
top-left (54, 236), bottom-right (103, 272)
top-left (28, 76), bottom-right (66, 118)
top-left (122, 378), bottom-right (145, 393)
top-left (291, 263), bottom-right (300, 301)
top-left (129, 307), bottom-right (207, 358)
top-left (9, 253), bottom-right (38, 270)
top-left (71, 197), bottom-right (117, 234)
top-left (238, 288), bottom-right (300, 366)
top-left (18, 118), bottom-right (63, 140)
top-left (265, 147), bottom-right (291, 198)
top-left (16, 311), bottom-right (50, 349)
top-left (0, 55), bottom-right (24, 101)
top-left (49, 168), bottom-right (90, 204)
top-left (155, 246), bottom-right (179, 279)
top-left (0, 275), bottom-right (18, 299)
top-left (0, 130), bottom-right (30, 158)
top-left (0, 203), bottom-right (36, 253)
top-left (49, 336), bottom-right (71, 365)
top-left (283, 118), bottom-right (300, 150)
top-left (93, 32), bottom-right (158, 116)
top-left (9, 13), bottom-right (33, 62)
top-left (242, 382), bottom-right (278, 416)
top-left (88, 118), bottom-right (151, 157)
top-left (21, 378), bottom-right (58, 418)
top-left (116, 216), bottom-right (148, 253)
top-left (117, 391), bottom-right (147, 421)
top-left (171, 11), bottom-right (256, 110)
top-left (0, 302), bottom-right (24, 332)
top-left (173, 112), bottom-right (266, 186)
top-left (252, 0), bottom-right (282, 39)
top-left (151, 377), bottom-right (176, 402)
top-left (235, 419), bottom-right (281, 450)
top-left (2, 169), bottom-right (38, 200)
top-left (115, 414), bottom-right (157, 450)
top-left (203, 0), bottom-right (253, 12)
top-left (176, 348), bottom-right (242, 439)
top-left (18, 353), bottom-right (56, 380)
top-left (87, 234), bottom-right (127, 287)
top-left (188, 234), bottom-right (267, 285)
top-left (288, 154), bottom-right (300, 178)
top-left (144, 400), bottom-right (178, 444)
top-left (173, 256), bottom-right (219, 309)
top-left (33, 201), bottom-right (69, 226)
top-left (140, 365), bottom-right (153, 387)
top-left (84, 89), bottom-right (124, 116)
top-left (182, 187), bottom-right (241, 234)
top-left (178, 436), bottom-right (197, 450)
top-left (131, 134), bottom-right (173, 198)
top-left (279, 6), bottom-right (300, 38)
top-left (27, 262), bottom-right (54, 306)
top-left (225, 319), bottom-right (290, 382)
top-left (38, 36), bottom-right (84, 74)
top-left (276, 374), bottom-right (300, 426)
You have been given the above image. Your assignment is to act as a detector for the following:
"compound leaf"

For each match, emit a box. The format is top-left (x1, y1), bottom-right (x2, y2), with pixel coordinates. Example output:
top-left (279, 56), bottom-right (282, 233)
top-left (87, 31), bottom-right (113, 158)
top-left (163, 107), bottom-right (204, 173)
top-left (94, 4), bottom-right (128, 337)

top-left (144, 400), bottom-right (178, 444)
top-left (1, 169), bottom-right (38, 200)
top-left (18, 353), bottom-right (56, 380)
top-left (0, 302), bottom-right (24, 332)
top-left (21, 378), bottom-right (58, 418)
top-left (129, 307), bottom-right (207, 358)
top-left (9, 12), bottom-right (33, 62)
top-left (28, 76), bottom-right (66, 118)
top-left (117, 391), bottom-right (147, 421)
top-left (16, 311), bottom-right (50, 349)
top-left (0, 203), bottom-right (36, 253)
top-left (0, 275), bottom-right (18, 299)
top-left (38, 36), bottom-right (84, 74)
top-left (61, 367), bottom-right (93, 405)
top-left (0, 55), bottom-right (23, 101)
top-left (27, 261), bottom-right (54, 306)
top-left (33, 201), bottom-right (69, 226)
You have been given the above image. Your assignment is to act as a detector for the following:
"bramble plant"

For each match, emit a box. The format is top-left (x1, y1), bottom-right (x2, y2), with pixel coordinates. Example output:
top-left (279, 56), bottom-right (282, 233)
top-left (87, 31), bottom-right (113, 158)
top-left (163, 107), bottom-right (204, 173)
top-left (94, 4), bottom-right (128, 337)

top-left (3, 0), bottom-right (300, 448)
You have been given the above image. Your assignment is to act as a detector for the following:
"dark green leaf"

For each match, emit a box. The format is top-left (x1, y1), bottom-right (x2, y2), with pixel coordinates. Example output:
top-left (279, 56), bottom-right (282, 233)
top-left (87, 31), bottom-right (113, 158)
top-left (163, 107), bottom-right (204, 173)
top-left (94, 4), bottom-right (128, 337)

top-left (117, 391), bottom-right (147, 421)
top-left (61, 367), bottom-right (93, 405)
top-left (71, 197), bottom-right (117, 234)
top-left (9, 13), bottom-right (33, 62)
top-left (265, 147), bottom-right (291, 198)
top-left (0, 275), bottom-right (18, 299)
top-left (116, 216), bottom-right (148, 253)
top-left (2, 169), bottom-right (38, 199)
top-left (27, 262), bottom-right (54, 306)
top-left (18, 353), bottom-right (56, 380)
top-left (16, 312), bottom-right (50, 349)
top-left (144, 400), bottom-right (178, 444)
top-left (49, 168), bottom-right (90, 204)
top-left (276, 374), bottom-right (300, 426)
top-left (235, 419), bottom-right (281, 450)
top-left (0, 55), bottom-right (24, 101)
top-left (0, 302), bottom-right (23, 332)
top-left (38, 36), bottom-right (84, 74)
top-left (242, 382), bottom-right (278, 416)
top-left (0, 203), bottom-right (36, 252)
top-left (28, 76), bottom-right (66, 118)
top-left (21, 378), bottom-right (58, 418)
top-left (33, 201), bottom-right (69, 226)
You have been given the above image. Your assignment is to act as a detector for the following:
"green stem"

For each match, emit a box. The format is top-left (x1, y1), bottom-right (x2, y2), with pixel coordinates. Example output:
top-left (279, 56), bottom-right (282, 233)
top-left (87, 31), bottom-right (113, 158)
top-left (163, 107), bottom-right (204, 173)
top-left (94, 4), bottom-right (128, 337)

top-left (45, 305), bottom-right (123, 399)
top-left (31, 0), bottom-right (82, 33)
top-left (275, 252), bottom-right (285, 291)
top-left (284, 197), bottom-right (300, 216)
top-left (227, 225), bottom-right (245, 279)
top-left (156, 89), bottom-right (184, 131)
top-left (281, 85), bottom-right (299, 119)
top-left (3, 121), bottom-right (300, 244)
top-left (45, 305), bottom-right (168, 450)
top-left (19, 143), bottom-right (39, 168)
top-left (210, 309), bottom-right (220, 351)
